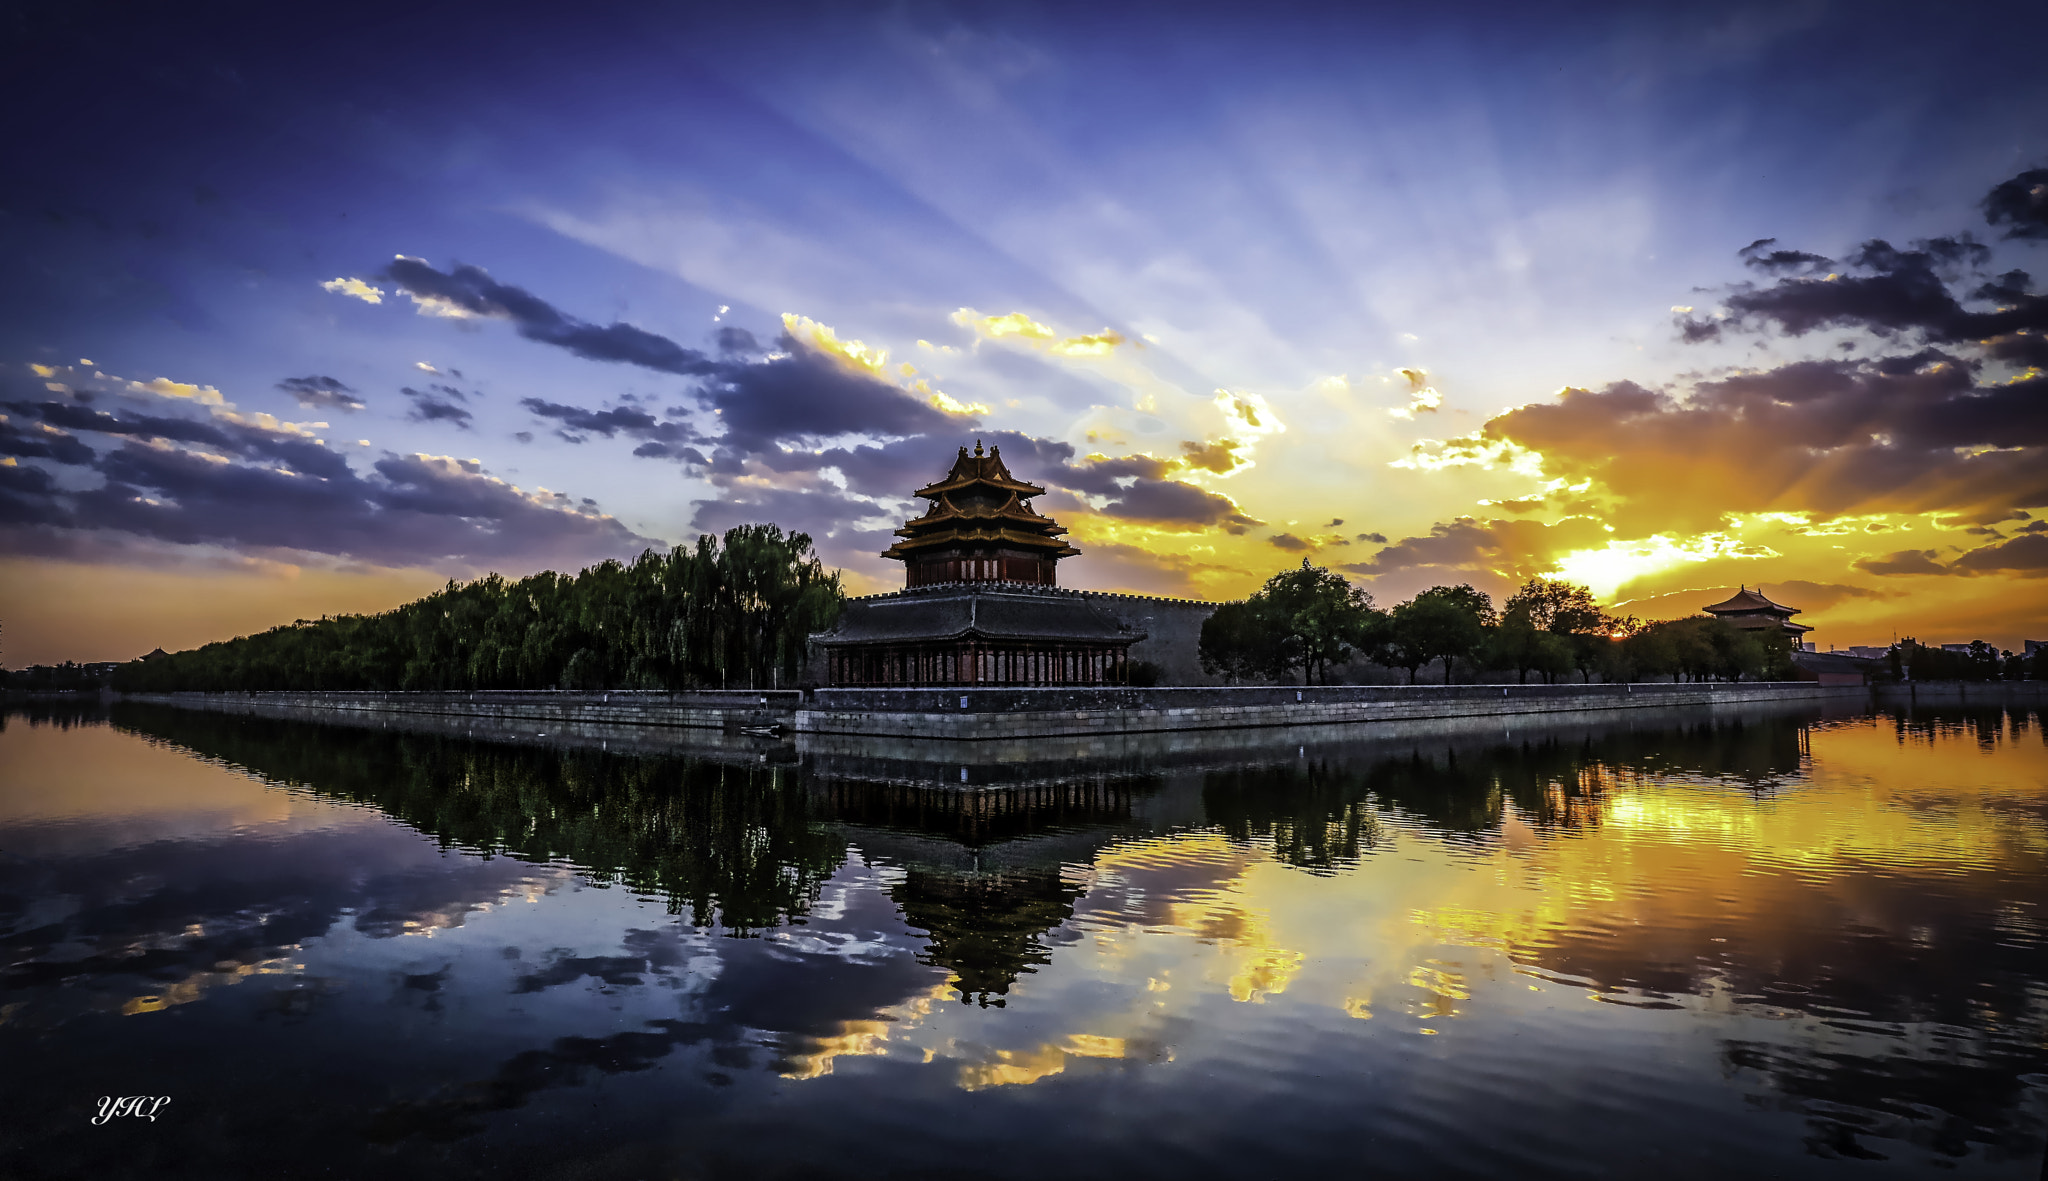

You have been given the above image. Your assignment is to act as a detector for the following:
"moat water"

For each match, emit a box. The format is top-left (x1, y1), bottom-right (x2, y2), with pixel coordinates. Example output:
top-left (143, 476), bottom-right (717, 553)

top-left (1, 700), bottom-right (2043, 1179)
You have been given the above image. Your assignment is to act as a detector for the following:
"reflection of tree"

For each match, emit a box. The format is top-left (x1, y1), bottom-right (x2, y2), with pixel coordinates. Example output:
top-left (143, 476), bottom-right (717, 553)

top-left (110, 703), bottom-right (846, 931)
top-left (894, 869), bottom-right (1083, 1007)
top-left (0, 699), bottom-right (110, 731)
top-left (1202, 763), bottom-right (1381, 871)
top-left (1345, 713), bottom-right (1813, 835)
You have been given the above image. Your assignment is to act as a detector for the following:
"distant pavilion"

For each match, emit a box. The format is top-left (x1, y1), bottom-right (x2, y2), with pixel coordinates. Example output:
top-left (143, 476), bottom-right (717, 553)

top-left (1702, 586), bottom-right (1812, 642)
top-left (814, 442), bottom-right (1144, 686)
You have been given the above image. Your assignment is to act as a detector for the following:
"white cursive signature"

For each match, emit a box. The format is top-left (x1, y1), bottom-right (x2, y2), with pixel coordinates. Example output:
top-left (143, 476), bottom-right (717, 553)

top-left (92, 1096), bottom-right (170, 1125)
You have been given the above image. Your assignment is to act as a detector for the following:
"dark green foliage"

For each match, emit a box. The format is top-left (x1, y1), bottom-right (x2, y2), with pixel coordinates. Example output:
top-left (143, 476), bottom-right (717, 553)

top-left (1893, 638), bottom-right (2025, 682)
top-left (1386, 584), bottom-right (1494, 684)
top-left (4, 661), bottom-right (115, 691)
top-left (1495, 577), bottom-right (1614, 683)
top-left (1198, 599), bottom-right (1289, 683)
top-left (1200, 558), bottom-right (1384, 684)
top-left (112, 525), bottom-right (844, 692)
top-left (1614, 616), bottom-right (1790, 682)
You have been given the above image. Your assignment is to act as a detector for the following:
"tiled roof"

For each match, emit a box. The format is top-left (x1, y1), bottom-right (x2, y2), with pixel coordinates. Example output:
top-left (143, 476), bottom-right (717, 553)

top-left (1702, 585), bottom-right (1798, 615)
top-left (814, 587), bottom-right (1144, 646)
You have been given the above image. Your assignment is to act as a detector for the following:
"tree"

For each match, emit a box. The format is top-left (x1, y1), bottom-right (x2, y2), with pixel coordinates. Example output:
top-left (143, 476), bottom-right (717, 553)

top-left (113, 525), bottom-right (845, 693)
top-left (1199, 600), bottom-right (1285, 684)
top-left (1485, 605), bottom-right (1574, 683)
top-left (1200, 559), bottom-right (1383, 684)
top-left (1387, 585), bottom-right (1493, 684)
top-left (1502, 577), bottom-right (1615, 682)
top-left (1260, 559), bottom-right (1385, 684)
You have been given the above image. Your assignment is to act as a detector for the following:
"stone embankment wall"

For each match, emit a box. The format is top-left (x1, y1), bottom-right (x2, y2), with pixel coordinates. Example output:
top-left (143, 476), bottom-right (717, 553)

top-left (1872, 681), bottom-right (2047, 704)
top-left (798, 681), bottom-right (1865, 740)
top-left (121, 682), bottom-right (1867, 745)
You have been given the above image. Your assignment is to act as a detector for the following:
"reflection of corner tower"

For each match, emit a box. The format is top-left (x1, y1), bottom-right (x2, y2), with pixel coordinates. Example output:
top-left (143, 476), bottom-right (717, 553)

top-left (815, 442), bottom-right (1145, 686)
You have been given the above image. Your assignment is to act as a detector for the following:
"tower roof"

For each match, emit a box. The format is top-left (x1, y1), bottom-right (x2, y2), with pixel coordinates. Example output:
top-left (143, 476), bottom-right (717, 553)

top-left (1702, 585), bottom-right (1799, 616)
top-left (882, 441), bottom-right (1080, 562)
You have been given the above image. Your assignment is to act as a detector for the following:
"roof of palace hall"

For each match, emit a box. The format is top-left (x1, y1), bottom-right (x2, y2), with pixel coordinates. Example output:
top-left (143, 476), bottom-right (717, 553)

top-left (1702, 585), bottom-right (1800, 616)
top-left (882, 442), bottom-right (1081, 561)
top-left (813, 585), bottom-right (1143, 647)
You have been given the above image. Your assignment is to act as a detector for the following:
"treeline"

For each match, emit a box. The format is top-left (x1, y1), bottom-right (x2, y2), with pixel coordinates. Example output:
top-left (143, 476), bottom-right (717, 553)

top-left (1199, 561), bottom-right (1798, 685)
top-left (1893, 638), bottom-right (2046, 682)
top-left (113, 525), bottom-right (844, 693)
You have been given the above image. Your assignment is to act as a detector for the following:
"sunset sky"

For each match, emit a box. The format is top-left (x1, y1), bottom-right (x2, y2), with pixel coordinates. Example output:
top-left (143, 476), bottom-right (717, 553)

top-left (4, 0), bottom-right (2046, 666)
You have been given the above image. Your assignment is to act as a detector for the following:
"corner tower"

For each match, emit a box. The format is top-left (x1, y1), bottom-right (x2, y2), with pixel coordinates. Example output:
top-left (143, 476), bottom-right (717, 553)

top-left (811, 441), bottom-right (1144, 687)
top-left (883, 441), bottom-right (1080, 587)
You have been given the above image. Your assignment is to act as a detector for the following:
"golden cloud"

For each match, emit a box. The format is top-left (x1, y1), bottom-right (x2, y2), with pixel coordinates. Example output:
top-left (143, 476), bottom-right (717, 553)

top-left (319, 277), bottom-right (384, 304)
top-left (952, 308), bottom-right (1132, 358)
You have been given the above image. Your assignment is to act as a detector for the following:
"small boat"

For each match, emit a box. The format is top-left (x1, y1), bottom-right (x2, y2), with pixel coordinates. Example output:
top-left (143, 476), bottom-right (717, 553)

top-left (739, 723), bottom-right (783, 738)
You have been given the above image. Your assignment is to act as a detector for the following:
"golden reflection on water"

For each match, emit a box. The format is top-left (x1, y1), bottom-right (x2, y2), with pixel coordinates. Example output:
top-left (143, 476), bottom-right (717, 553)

top-left (783, 710), bottom-right (2047, 1091)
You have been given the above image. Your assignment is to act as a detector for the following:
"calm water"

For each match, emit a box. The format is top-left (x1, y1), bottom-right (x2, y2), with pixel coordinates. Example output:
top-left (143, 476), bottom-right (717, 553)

top-left (1, 700), bottom-right (2044, 1179)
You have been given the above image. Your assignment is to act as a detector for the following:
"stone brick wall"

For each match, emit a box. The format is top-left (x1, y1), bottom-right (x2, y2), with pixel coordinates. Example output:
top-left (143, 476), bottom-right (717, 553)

top-left (798, 681), bottom-right (1865, 739)
top-left (1072, 591), bottom-right (1221, 685)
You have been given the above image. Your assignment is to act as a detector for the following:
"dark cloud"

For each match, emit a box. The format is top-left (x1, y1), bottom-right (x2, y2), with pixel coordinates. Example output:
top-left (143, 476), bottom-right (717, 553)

top-left (1851, 548), bottom-right (1941, 577)
top-left (401, 386), bottom-right (472, 428)
top-left (1705, 237), bottom-right (2026, 342)
top-left (376, 259), bottom-right (978, 466)
top-left (698, 343), bottom-right (968, 453)
top-left (1, 394), bottom-right (651, 571)
top-left (690, 485), bottom-right (885, 539)
top-left (1339, 516), bottom-right (1610, 589)
top-left (1855, 536), bottom-right (2048, 578)
top-left (1738, 238), bottom-right (1833, 274)
top-left (1983, 168), bottom-right (2048, 240)
top-left (520, 398), bottom-right (700, 451)
top-left (1095, 477), bottom-right (1259, 534)
top-left (0, 413), bottom-right (97, 466)
top-left (7, 399), bottom-right (353, 479)
top-left (1056, 452), bottom-right (1176, 497)
top-left (1356, 531), bottom-right (1387, 544)
top-left (1685, 171), bottom-right (2048, 357)
top-left (380, 258), bottom-right (719, 377)
top-left (1475, 358), bottom-right (2048, 535)
top-left (714, 326), bottom-right (760, 354)
top-left (276, 375), bottom-right (364, 412)
top-left (1268, 532), bottom-right (1310, 551)
top-left (1952, 532), bottom-right (2048, 575)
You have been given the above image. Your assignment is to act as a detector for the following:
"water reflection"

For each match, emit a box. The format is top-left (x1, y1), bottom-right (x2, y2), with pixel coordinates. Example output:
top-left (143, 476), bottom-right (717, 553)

top-left (0, 699), bottom-right (2042, 1178)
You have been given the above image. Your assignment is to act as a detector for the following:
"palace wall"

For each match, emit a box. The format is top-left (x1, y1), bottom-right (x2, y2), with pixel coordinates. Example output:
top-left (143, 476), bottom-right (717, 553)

top-left (1071, 592), bottom-right (1222, 685)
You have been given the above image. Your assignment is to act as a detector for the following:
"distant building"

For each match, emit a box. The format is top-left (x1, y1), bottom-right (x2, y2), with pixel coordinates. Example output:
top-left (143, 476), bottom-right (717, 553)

top-left (814, 442), bottom-right (1217, 686)
top-left (1844, 645), bottom-right (1889, 659)
top-left (1940, 643), bottom-right (1975, 654)
top-left (2028, 640), bottom-right (2046, 657)
top-left (1791, 650), bottom-right (1873, 686)
top-left (1702, 586), bottom-right (1813, 642)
